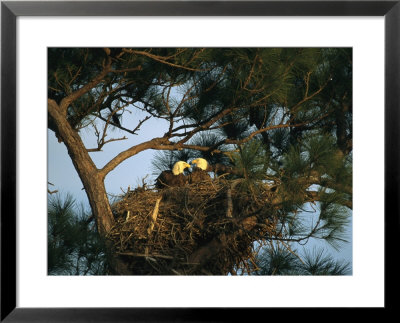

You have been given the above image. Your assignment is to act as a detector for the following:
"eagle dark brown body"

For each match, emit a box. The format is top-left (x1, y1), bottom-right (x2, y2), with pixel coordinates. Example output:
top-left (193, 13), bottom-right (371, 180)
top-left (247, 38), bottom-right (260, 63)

top-left (155, 171), bottom-right (189, 189)
top-left (155, 161), bottom-right (191, 189)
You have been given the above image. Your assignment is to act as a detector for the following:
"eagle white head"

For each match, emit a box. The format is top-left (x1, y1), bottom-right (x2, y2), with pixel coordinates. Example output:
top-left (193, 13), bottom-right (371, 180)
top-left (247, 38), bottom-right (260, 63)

top-left (172, 161), bottom-right (191, 175)
top-left (191, 158), bottom-right (208, 171)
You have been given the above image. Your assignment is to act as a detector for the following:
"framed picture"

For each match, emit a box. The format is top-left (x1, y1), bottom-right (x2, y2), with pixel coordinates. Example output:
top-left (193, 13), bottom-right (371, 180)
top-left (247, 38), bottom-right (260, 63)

top-left (1, 1), bottom-right (398, 320)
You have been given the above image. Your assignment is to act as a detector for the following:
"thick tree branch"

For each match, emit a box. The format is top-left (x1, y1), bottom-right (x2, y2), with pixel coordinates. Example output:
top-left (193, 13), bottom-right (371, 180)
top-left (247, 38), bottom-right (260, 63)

top-left (99, 137), bottom-right (169, 178)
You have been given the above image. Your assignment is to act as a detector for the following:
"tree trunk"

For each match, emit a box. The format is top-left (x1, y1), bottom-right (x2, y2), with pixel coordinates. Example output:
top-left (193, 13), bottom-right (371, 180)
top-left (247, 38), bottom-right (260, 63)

top-left (48, 99), bottom-right (115, 235)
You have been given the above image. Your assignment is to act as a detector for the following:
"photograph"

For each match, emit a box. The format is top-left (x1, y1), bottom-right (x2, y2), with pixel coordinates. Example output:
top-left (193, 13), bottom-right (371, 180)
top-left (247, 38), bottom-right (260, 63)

top-left (48, 47), bottom-right (353, 276)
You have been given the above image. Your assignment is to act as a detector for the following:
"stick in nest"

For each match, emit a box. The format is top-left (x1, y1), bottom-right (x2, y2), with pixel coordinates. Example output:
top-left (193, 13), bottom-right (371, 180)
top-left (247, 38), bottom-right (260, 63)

top-left (226, 179), bottom-right (242, 218)
top-left (147, 197), bottom-right (162, 235)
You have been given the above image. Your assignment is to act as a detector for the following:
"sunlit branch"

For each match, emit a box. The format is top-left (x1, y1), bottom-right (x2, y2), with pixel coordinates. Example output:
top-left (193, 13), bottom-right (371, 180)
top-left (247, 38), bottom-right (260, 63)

top-left (291, 75), bottom-right (332, 114)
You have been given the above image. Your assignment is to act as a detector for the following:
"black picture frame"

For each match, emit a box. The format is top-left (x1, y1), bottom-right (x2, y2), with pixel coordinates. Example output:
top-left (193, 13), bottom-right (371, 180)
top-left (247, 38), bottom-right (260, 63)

top-left (1, 1), bottom-right (398, 321)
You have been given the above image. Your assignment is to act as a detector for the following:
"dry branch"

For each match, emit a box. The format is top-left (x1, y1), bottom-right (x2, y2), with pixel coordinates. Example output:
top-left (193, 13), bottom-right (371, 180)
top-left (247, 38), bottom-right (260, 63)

top-left (147, 197), bottom-right (162, 235)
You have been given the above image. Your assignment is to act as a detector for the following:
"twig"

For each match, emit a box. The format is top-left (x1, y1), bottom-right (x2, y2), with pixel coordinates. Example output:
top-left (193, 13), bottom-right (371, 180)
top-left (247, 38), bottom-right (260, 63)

top-left (87, 136), bottom-right (127, 152)
top-left (147, 197), bottom-right (162, 235)
top-left (280, 240), bottom-right (305, 265)
top-left (122, 49), bottom-right (210, 72)
top-left (47, 182), bottom-right (58, 194)
top-left (117, 252), bottom-right (173, 260)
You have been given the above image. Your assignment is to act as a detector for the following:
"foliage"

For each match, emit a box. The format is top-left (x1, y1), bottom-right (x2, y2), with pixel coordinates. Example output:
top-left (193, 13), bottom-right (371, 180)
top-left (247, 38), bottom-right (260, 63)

top-left (252, 245), bottom-right (351, 275)
top-left (48, 194), bottom-right (109, 275)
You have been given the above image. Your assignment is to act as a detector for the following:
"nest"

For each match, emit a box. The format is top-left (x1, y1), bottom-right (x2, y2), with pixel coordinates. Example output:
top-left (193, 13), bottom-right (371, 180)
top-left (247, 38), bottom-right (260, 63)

top-left (108, 178), bottom-right (277, 275)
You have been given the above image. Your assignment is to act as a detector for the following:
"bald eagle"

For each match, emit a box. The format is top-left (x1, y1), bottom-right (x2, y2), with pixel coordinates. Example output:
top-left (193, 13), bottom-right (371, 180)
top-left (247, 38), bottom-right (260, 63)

top-left (155, 161), bottom-right (191, 189)
top-left (189, 158), bottom-right (212, 183)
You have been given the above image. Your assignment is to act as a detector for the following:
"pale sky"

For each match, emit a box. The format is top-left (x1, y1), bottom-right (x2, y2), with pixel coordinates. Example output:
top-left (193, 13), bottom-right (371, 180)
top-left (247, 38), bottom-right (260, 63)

top-left (48, 109), bottom-right (167, 204)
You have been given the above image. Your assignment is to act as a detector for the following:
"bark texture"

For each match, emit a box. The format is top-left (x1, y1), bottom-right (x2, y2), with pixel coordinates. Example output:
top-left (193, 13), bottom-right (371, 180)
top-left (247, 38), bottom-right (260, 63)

top-left (48, 99), bottom-right (115, 235)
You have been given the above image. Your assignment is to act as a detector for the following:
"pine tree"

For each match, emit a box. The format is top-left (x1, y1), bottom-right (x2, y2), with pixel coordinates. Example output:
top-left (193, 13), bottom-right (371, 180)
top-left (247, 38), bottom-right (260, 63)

top-left (48, 48), bottom-right (352, 275)
top-left (48, 193), bottom-right (109, 275)
top-left (252, 245), bottom-right (351, 276)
